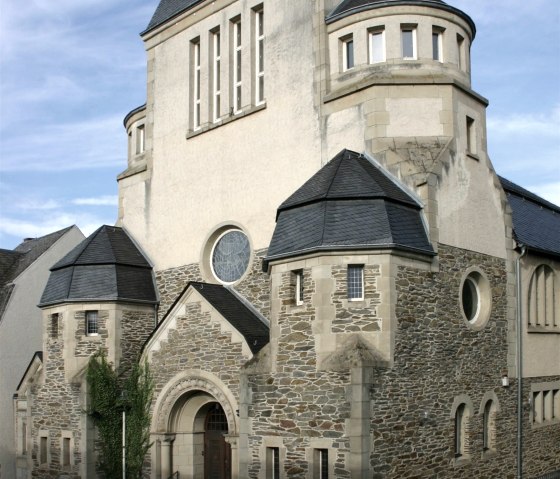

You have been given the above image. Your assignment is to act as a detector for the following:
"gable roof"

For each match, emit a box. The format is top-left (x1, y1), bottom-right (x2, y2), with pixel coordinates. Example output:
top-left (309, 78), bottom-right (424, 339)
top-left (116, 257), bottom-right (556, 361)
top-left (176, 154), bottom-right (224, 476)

top-left (266, 150), bottom-right (434, 263)
top-left (500, 176), bottom-right (560, 259)
top-left (327, 0), bottom-right (476, 37)
top-left (0, 226), bottom-right (77, 319)
top-left (144, 282), bottom-right (269, 356)
top-left (40, 226), bottom-right (157, 307)
top-left (142, 0), bottom-right (205, 35)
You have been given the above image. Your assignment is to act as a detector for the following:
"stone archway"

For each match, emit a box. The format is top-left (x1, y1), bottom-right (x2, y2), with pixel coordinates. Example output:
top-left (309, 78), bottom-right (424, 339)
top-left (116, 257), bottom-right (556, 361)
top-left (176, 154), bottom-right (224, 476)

top-left (150, 371), bottom-right (239, 479)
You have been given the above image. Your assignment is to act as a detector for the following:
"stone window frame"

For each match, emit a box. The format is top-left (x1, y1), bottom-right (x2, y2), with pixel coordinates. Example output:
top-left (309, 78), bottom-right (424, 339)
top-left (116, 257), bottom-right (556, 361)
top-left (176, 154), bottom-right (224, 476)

top-left (135, 123), bottom-right (145, 155)
top-left (85, 310), bottom-right (99, 336)
top-left (479, 391), bottom-right (500, 457)
top-left (456, 33), bottom-right (466, 71)
top-left (253, 5), bottom-right (265, 105)
top-left (191, 36), bottom-right (202, 131)
top-left (305, 439), bottom-right (334, 479)
top-left (347, 264), bottom-right (364, 301)
top-left (527, 264), bottom-right (559, 333)
top-left (530, 380), bottom-right (560, 428)
top-left (292, 269), bottom-right (304, 306)
top-left (340, 33), bottom-right (354, 71)
top-left (262, 436), bottom-right (284, 479)
top-left (38, 430), bottom-right (50, 465)
top-left (231, 16), bottom-right (243, 114)
top-left (60, 431), bottom-right (74, 468)
top-left (50, 313), bottom-right (59, 339)
top-left (450, 394), bottom-right (473, 465)
top-left (401, 24), bottom-right (417, 60)
top-left (211, 27), bottom-right (222, 123)
top-left (432, 26), bottom-right (445, 62)
top-left (368, 26), bottom-right (385, 64)
top-left (459, 267), bottom-right (492, 331)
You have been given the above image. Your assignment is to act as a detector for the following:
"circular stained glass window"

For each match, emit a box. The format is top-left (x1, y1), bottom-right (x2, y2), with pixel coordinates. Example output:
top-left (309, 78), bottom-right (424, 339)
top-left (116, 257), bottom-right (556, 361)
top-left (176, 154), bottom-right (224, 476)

top-left (211, 230), bottom-right (251, 284)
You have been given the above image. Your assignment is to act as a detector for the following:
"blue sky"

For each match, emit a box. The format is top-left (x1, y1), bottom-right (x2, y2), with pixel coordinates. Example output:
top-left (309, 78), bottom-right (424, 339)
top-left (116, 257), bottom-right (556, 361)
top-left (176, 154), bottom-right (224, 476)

top-left (0, 0), bottom-right (558, 249)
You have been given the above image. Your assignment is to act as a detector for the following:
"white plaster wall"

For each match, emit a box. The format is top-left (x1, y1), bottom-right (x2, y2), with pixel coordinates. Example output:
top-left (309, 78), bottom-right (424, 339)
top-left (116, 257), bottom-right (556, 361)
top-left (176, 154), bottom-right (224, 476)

top-left (120, 0), bottom-right (323, 271)
top-left (521, 255), bottom-right (560, 378)
top-left (0, 226), bottom-right (84, 478)
top-left (437, 90), bottom-right (507, 259)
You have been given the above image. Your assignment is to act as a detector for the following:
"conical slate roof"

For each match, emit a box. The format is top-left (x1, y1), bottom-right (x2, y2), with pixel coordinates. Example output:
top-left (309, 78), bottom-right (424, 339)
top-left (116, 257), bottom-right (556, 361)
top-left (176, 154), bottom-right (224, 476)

top-left (327, 0), bottom-right (476, 37)
top-left (40, 226), bottom-right (157, 307)
top-left (266, 150), bottom-right (434, 263)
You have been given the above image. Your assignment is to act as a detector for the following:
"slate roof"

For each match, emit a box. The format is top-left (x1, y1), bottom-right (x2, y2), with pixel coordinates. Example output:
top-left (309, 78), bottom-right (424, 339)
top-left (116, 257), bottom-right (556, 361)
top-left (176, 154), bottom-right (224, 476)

top-left (500, 176), bottom-right (560, 259)
top-left (0, 227), bottom-right (75, 319)
top-left (142, 0), bottom-right (205, 35)
top-left (326, 0), bottom-right (476, 37)
top-left (266, 150), bottom-right (434, 263)
top-left (190, 282), bottom-right (269, 353)
top-left (40, 226), bottom-right (157, 306)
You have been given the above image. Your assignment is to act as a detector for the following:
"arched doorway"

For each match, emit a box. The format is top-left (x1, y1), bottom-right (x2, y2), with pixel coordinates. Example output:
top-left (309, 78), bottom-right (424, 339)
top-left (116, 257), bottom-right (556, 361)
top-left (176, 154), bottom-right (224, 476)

top-left (204, 402), bottom-right (231, 479)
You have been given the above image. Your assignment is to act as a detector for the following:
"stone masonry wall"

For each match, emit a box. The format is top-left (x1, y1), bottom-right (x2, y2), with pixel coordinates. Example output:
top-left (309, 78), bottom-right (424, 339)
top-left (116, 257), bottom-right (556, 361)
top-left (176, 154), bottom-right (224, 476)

top-left (247, 266), bottom-right (352, 478)
top-left (366, 243), bottom-right (560, 478)
top-left (155, 248), bottom-right (270, 322)
top-left (74, 310), bottom-right (108, 357)
top-left (120, 309), bottom-right (155, 373)
top-left (31, 312), bottom-right (82, 479)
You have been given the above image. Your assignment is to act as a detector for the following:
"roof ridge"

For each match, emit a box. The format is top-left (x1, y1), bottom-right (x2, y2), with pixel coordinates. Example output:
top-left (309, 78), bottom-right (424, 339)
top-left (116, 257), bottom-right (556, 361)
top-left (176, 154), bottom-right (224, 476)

top-left (500, 176), bottom-right (560, 214)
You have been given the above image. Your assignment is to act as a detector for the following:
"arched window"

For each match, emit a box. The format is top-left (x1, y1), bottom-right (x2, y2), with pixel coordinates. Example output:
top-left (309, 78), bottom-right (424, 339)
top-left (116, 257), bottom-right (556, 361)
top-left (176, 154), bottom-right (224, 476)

top-left (528, 265), bottom-right (557, 330)
top-left (455, 403), bottom-right (467, 457)
top-left (482, 400), bottom-right (496, 452)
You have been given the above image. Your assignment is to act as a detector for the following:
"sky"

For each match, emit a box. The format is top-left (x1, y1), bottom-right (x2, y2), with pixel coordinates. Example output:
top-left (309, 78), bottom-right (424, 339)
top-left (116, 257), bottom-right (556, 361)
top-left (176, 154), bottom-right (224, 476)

top-left (0, 0), bottom-right (558, 250)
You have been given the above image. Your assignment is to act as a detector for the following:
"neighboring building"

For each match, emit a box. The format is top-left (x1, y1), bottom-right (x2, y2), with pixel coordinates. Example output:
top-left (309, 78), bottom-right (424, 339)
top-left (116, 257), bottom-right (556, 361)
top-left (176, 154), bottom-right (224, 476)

top-left (0, 226), bottom-right (84, 478)
top-left (14, 1), bottom-right (560, 478)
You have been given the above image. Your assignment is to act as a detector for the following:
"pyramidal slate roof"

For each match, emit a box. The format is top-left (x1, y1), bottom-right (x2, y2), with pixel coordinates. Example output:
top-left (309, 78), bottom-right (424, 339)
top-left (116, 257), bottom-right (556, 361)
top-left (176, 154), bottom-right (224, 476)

top-left (266, 150), bottom-right (434, 263)
top-left (500, 177), bottom-right (560, 259)
top-left (326, 0), bottom-right (476, 36)
top-left (40, 226), bottom-right (157, 307)
top-left (142, 0), bottom-right (205, 35)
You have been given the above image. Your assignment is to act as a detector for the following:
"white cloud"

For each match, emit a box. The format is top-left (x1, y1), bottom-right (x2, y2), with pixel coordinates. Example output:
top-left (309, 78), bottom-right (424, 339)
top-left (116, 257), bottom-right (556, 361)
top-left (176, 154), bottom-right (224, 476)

top-left (487, 105), bottom-right (560, 137)
top-left (15, 199), bottom-right (60, 211)
top-left (72, 195), bottom-right (118, 206)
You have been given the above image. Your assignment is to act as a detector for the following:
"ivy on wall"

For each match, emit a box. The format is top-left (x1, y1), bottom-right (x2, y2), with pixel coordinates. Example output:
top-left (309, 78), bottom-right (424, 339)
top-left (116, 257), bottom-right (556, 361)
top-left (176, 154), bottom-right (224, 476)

top-left (86, 351), bottom-right (154, 478)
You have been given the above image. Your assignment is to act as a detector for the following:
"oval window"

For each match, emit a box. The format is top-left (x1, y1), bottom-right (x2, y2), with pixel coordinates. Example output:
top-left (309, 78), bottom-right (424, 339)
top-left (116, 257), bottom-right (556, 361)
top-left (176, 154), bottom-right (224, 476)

top-left (459, 269), bottom-right (491, 330)
top-left (462, 277), bottom-right (479, 322)
top-left (211, 229), bottom-right (251, 284)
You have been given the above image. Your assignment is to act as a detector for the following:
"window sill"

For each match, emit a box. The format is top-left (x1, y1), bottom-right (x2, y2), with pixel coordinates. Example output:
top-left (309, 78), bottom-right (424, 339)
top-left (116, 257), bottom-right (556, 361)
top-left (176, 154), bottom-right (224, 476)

top-left (527, 326), bottom-right (560, 334)
top-left (531, 418), bottom-right (560, 429)
top-left (186, 103), bottom-right (266, 139)
top-left (466, 152), bottom-right (480, 161)
top-left (481, 449), bottom-right (497, 460)
top-left (453, 455), bottom-right (471, 467)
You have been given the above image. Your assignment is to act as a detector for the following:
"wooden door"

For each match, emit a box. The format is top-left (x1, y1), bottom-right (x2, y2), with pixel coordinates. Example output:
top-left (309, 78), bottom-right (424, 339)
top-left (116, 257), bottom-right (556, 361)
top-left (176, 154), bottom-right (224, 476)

top-left (204, 403), bottom-right (231, 479)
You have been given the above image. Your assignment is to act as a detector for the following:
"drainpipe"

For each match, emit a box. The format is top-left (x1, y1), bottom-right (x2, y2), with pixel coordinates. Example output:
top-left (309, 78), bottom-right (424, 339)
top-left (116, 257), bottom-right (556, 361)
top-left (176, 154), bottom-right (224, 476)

top-left (516, 245), bottom-right (527, 479)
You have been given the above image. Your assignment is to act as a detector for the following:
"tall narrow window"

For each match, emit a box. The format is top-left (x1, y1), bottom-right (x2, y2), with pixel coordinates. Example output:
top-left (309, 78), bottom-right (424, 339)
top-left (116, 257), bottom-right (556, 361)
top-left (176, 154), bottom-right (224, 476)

top-left (51, 313), bottom-right (59, 339)
top-left (86, 310), bottom-right (98, 336)
top-left (342, 36), bottom-right (354, 71)
top-left (266, 447), bottom-right (280, 479)
top-left (457, 34), bottom-right (465, 70)
top-left (532, 391), bottom-right (542, 423)
top-left (528, 264), bottom-right (556, 329)
top-left (21, 422), bottom-right (27, 455)
top-left (62, 438), bottom-right (71, 466)
top-left (401, 26), bottom-right (417, 59)
top-left (369, 29), bottom-right (385, 64)
top-left (455, 404), bottom-right (466, 457)
top-left (232, 19), bottom-right (242, 113)
top-left (347, 265), bottom-right (364, 301)
top-left (192, 39), bottom-right (201, 129)
top-left (212, 30), bottom-right (221, 122)
top-left (40, 436), bottom-right (48, 464)
top-left (294, 270), bottom-right (304, 306)
top-left (482, 400), bottom-right (495, 451)
top-left (314, 449), bottom-right (328, 479)
top-left (553, 390), bottom-right (560, 420)
top-left (432, 28), bottom-right (443, 62)
top-left (255, 9), bottom-right (265, 104)
top-left (136, 124), bottom-right (145, 154)
top-left (466, 116), bottom-right (476, 155)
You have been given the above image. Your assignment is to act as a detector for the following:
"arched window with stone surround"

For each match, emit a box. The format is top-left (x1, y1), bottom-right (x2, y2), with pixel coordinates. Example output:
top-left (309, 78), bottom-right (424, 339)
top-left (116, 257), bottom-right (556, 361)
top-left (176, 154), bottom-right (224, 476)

top-left (482, 399), bottom-right (496, 452)
top-left (451, 395), bottom-right (473, 461)
top-left (528, 264), bottom-right (557, 331)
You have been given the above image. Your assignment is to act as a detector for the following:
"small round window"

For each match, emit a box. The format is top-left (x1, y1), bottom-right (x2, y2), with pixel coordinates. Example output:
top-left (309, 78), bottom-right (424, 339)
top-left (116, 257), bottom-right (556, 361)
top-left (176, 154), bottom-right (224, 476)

top-left (211, 229), bottom-right (251, 284)
top-left (460, 269), bottom-right (491, 330)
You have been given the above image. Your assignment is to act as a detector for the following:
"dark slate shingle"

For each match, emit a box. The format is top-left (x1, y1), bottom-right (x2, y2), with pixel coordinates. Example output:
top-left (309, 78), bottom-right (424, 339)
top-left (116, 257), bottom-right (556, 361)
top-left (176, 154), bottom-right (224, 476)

top-left (191, 282), bottom-right (269, 353)
top-left (40, 226), bottom-right (157, 306)
top-left (143, 0), bottom-right (206, 34)
top-left (500, 177), bottom-right (560, 259)
top-left (266, 150), bottom-right (434, 262)
top-left (326, 0), bottom-right (476, 38)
